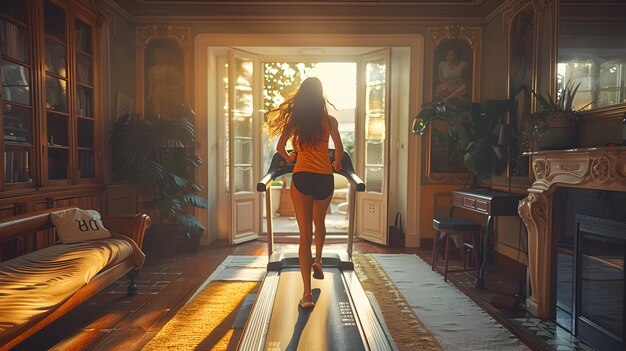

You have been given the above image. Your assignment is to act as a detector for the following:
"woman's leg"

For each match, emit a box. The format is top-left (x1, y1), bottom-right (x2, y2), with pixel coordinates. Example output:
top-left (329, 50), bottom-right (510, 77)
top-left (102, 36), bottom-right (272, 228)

top-left (290, 184), bottom-right (314, 299)
top-left (313, 195), bottom-right (333, 261)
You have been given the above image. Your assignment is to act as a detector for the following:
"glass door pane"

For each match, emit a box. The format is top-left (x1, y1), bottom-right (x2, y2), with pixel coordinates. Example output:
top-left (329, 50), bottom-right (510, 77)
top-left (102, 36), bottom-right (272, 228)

top-left (356, 49), bottom-right (389, 245)
top-left (45, 75), bottom-right (67, 112)
top-left (4, 146), bottom-right (31, 183)
top-left (74, 19), bottom-right (94, 179)
top-left (45, 39), bottom-right (67, 77)
top-left (0, 1), bottom-right (28, 25)
top-left (1, 2), bottom-right (34, 186)
top-left (74, 18), bottom-right (92, 54)
top-left (43, 0), bottom-right (69, 181)
top-left (223, 63), bottom-right (229, 191)
top-left (364, 59), bottom-right (386, 193)
top-left (232, 57), bottom-right (253, 193)
top-left (3, 104), bottom-right (31, 144)
top-left (227, 49), bottom-right (260, 244)
top-left (44, 1), bottom-right (66, 42)
top-left (0, 18), bottom-right (30, 62)
top-left (1, 60), bottom-right (30, 105)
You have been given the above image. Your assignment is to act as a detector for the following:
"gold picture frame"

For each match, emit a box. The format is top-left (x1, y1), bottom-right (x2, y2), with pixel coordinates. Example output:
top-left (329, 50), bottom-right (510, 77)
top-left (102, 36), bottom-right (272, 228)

top-left (423, 24), bottom-right (481, 184)
top-left (136, 24), bottom-right (191, 117)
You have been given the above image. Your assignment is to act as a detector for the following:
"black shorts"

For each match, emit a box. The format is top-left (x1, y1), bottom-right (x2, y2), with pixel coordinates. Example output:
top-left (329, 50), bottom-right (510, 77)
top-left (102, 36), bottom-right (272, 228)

top-left (292, 172), bottom-right (334, 200)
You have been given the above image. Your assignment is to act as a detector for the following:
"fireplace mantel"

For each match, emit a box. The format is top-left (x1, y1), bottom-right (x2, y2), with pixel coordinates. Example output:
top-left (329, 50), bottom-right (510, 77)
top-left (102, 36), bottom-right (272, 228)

top-left (518, 146), bottom-right (626, 317)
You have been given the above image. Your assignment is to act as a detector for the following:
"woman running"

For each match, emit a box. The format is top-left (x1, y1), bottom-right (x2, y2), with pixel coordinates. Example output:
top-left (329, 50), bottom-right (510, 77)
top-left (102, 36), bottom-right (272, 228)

top-left (265, 77), bottom-right (344, 309)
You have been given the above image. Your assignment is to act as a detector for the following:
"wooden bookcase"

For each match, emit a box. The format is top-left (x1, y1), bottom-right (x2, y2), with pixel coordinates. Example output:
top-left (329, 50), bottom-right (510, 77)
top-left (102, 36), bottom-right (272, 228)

top-left (0, 0), bottom-right (103, 216)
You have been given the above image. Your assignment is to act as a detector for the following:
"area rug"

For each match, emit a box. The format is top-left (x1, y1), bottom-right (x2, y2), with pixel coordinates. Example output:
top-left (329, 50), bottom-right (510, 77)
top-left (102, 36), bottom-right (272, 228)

top-left (371, 254), bottom-right (531, 351)
top-left (142, 254), bottom-right (529, 351)
top-left (142, 280), bottom-right (258, 351)
top-left (353, 253), bottom-right (443, 351)
top-left (142, 256), bottom-right (267, 351)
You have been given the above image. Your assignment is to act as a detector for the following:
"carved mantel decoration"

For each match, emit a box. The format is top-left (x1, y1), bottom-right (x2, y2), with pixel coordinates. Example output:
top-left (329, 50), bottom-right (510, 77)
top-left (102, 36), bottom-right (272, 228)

top-left (518, 147), bottom-right (626, 317)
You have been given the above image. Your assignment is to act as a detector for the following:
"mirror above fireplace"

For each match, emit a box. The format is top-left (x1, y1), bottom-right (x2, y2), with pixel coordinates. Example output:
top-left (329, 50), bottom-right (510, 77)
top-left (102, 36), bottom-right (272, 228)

top-left (558, 1), bottom-right (626, 112)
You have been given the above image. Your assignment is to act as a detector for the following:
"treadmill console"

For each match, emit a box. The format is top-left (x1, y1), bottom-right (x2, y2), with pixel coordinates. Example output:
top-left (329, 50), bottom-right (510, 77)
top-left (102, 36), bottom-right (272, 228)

top-left (257, 149), bottom-right (365, 192)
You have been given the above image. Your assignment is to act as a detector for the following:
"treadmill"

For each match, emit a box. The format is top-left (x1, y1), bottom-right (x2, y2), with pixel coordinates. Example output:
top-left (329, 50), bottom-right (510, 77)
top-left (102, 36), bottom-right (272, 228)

top-left (237, 150), bottom-right (393, 351)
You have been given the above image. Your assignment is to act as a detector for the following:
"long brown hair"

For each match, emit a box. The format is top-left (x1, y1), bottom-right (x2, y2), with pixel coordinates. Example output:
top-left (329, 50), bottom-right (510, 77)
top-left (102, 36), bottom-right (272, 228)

top-left (265, 77), bottom-right (334, 149)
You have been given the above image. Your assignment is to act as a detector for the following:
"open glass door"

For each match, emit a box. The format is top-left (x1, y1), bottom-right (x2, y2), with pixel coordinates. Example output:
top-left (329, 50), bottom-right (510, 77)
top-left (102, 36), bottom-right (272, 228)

top-left (356, 49), bottom-right (390, 244)
top-left (227, 49), bottom-right (261, 244)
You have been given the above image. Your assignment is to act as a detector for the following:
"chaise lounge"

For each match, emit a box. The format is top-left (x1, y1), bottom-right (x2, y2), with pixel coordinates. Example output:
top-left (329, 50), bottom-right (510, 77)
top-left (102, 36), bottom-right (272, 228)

top-left (0, 207), bottom-right (150, 351)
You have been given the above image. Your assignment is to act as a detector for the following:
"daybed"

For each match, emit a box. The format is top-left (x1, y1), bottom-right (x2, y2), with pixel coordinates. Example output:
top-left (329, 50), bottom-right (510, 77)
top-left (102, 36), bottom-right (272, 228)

top-left (0, 207), bottom-right (150, 351)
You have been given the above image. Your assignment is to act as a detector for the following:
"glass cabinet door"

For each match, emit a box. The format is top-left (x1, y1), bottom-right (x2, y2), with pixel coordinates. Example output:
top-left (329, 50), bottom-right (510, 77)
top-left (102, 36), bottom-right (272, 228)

top-left (44, 0), bottom-right (70, 181)
top-left (1, 0), bottom-right (34, 186)
top-left (74, 18), bottom-right (94, 179)
top-left (1, 0), bottom-right (100, 193)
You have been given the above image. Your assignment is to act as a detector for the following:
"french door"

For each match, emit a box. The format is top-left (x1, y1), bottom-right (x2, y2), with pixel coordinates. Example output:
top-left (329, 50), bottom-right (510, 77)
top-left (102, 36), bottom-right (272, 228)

top-left (223, 49), bottom-right (390, 245)
top-left (356, 49), bottom-right (390, 245)
top-left (227, 49), bottom-right (261, 244)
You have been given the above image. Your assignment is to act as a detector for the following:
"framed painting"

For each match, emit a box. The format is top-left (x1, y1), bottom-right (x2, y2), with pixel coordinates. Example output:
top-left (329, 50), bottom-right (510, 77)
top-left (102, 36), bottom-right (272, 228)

top-left (432, 38), bottom-right (473, 102)
top-left (136, 24), bottom-right (191, 117)
top-left (143, 38), bottom-right (184, 118)
top-left (423, 25), bottom-right (481, 184)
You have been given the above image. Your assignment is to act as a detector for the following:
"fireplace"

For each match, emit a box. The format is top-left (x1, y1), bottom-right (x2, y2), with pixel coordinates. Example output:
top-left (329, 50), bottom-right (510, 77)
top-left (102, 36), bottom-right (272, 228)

top-left (555, 207), bottom-right (625, 350)
top-left (519, 147), bottom-right (626, 347)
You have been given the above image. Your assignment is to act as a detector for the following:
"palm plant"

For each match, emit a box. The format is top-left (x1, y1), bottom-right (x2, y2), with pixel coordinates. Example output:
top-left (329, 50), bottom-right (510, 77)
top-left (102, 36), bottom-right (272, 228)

top-left (110, 105), bottom-right (208, 238)
top-left (413, 97), bottom-right (515, 185)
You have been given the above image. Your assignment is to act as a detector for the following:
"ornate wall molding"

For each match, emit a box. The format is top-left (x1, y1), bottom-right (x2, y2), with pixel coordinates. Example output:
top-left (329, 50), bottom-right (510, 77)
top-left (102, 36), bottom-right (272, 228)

top-left (502, 0), bottom-right (540, 37)
top-left (518, 147), bottom-right (626, 317)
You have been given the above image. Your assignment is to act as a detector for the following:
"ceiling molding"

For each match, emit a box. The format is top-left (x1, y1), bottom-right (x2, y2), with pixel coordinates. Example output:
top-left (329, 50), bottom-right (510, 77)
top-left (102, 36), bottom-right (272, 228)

top-left (108, 0), bottom-right (504, 21)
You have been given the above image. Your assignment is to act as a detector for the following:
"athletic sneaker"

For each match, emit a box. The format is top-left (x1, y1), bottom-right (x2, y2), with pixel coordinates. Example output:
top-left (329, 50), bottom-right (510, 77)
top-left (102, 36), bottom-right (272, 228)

top-left (299, 294), bottom-right (314, 309)
top-left (312, 259), bottom-right (324, 280)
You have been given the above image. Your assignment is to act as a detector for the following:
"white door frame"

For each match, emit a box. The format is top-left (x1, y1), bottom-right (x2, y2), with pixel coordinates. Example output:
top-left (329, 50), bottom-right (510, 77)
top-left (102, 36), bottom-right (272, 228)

top-left (194, 34), bottom-right (423, 246)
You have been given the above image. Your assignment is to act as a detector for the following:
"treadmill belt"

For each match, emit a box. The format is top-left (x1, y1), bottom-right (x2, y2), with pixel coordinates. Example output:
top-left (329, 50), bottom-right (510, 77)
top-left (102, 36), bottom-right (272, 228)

top-left (265, 268), bottom-right (366, 351)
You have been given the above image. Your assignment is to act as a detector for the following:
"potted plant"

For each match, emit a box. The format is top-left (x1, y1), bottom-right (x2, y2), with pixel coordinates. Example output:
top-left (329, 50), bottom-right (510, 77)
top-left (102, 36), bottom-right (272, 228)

top-left (526, 81), bottom-right (585, 150)
top-left (413, 97), bottom-right (515, 187)
top-left (110, 105), bottom-right (208, 255)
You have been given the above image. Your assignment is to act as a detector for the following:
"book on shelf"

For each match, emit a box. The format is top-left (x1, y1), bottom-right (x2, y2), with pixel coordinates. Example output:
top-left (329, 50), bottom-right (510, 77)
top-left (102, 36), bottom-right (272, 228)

top-left (3, 20), bottom-right (18, 60)
top-left (1, 19), bottom-right (27, 63)
top-left (79, 151), bottom-right (95, 178)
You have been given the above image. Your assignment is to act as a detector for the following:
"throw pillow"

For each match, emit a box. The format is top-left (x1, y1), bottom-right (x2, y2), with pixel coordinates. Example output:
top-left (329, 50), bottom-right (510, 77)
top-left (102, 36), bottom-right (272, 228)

top-left (51, 208), bottom-right (111, 244)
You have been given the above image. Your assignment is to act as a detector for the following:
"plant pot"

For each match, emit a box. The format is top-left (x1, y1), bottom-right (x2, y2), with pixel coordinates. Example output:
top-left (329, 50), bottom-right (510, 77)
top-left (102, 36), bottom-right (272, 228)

top-left (143, 223), bottom-right (190, 259)
top-left (537, 113), bottom-right (577, 150)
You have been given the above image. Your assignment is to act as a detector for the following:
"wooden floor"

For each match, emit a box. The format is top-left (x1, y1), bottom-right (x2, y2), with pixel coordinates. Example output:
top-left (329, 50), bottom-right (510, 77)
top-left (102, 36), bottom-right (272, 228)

top-left (13, 238), bottom-right (541, 351)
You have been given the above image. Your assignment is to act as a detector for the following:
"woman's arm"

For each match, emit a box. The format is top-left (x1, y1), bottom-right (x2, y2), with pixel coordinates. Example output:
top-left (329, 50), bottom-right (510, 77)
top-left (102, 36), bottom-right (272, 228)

top-left (276, 130), bottom-right (295, 163)
top-left (329, 116), bottom-right (343, 171)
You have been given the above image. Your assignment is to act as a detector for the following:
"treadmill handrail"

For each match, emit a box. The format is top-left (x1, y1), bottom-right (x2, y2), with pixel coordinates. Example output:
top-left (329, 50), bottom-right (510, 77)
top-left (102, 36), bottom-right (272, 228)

top-left (256, 149), bottom-right (365, 192)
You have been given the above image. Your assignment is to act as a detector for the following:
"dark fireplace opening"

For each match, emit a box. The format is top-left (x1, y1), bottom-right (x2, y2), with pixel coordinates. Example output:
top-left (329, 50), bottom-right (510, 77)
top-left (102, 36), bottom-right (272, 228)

top-left (553, 189), bottom-right (626, 351)
top-left (575, 215), bottom-right (625, 351)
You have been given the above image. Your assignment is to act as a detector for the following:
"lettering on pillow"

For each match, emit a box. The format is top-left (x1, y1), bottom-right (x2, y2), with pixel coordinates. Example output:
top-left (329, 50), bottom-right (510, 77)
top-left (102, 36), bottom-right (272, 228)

top-left (51, 209), bottom-right (111, 244)
top-left (75, 216), bottom-right (103, 232)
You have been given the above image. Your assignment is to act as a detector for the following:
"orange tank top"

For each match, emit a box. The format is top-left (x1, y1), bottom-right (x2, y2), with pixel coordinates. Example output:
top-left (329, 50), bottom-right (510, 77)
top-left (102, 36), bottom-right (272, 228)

top-left (293, 116), bottom-right (333, 175)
